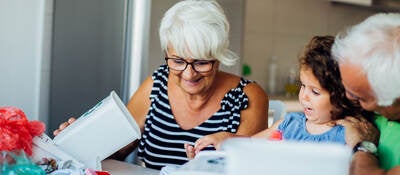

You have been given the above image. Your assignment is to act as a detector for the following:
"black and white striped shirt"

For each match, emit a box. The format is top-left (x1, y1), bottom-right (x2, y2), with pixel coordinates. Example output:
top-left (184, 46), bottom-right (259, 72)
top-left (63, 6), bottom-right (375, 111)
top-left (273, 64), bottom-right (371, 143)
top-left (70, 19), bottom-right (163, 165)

top-left (137, 65), bottom-right (252, 170)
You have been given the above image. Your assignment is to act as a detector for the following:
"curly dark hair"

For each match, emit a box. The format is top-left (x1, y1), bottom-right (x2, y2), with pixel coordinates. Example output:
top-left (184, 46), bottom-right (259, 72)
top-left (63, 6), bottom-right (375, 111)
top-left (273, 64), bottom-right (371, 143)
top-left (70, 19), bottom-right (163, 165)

top-left (298, 36), bottom-right (374, 121)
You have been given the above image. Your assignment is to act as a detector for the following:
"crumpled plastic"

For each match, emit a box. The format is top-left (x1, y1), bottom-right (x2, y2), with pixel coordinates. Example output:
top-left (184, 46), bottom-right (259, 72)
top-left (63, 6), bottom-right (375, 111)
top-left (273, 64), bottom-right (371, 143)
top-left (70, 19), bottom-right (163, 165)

top-left (37, 158), bottom-right (85, 175)
top-left (1, 151), bottom-right (46, 175)
top-left (0, 106), bottom-right (45, 155)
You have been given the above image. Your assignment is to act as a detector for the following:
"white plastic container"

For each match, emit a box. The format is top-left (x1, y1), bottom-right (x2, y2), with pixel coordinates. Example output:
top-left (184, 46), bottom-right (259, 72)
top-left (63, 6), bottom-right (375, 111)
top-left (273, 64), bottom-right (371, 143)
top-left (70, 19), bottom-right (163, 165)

top-left (53, 91), bottom-right (141, 170)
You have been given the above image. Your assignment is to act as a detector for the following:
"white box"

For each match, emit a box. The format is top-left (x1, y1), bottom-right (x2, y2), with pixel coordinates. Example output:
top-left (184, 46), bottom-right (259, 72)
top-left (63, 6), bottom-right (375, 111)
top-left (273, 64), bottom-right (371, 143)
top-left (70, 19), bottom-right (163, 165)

top-left (53, 91), bottom-right (141, 170)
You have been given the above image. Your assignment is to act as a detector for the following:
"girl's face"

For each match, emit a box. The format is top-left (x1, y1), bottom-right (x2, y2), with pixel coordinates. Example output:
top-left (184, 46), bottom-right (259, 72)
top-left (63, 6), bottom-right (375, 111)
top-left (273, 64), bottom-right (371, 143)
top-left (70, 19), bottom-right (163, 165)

top-left (298, 68), bottom-right (334, 124)
top-left (166, 47), bottom-right (219, 95)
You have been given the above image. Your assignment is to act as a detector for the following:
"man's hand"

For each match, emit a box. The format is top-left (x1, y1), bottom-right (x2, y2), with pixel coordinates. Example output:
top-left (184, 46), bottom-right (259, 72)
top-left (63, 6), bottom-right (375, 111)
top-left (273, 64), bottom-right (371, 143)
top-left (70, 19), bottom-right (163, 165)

top-left (333, 116), bottom-right (379, 147)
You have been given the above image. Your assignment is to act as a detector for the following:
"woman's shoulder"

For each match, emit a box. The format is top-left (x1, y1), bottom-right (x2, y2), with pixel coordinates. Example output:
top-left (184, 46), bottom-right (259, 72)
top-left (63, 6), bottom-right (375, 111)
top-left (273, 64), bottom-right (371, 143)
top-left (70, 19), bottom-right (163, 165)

top-left (218, 72), bottom-right (261, 91)
top-left (152, 65), bottom-right (169, 80)
top-left (220, 72), bottom-right (267, 103)
top-left (218, 71), bottom-right (241, 85)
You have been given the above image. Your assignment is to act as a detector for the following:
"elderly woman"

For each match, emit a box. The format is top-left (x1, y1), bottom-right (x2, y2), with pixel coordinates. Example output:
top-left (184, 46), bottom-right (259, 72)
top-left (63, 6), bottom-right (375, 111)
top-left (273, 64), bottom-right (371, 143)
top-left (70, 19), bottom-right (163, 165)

top-left (54, 0), bottom-right (268, 170)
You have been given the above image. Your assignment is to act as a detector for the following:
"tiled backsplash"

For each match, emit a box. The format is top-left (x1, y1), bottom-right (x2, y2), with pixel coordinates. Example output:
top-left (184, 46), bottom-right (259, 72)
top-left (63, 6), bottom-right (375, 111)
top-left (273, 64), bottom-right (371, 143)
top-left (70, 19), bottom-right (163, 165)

top-left (242, 0), bottom-right (378, 94)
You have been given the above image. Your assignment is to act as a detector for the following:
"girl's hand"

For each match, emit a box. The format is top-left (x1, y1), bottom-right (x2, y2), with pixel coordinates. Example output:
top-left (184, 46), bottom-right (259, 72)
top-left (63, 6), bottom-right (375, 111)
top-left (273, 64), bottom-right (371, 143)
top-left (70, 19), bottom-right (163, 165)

top-left (53, 117), bottom-right (76, 136)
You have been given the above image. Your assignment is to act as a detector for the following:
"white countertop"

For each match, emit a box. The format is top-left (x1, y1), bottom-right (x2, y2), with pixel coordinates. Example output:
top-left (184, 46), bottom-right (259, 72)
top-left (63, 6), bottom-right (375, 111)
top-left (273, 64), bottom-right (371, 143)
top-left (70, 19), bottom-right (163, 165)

top-left (270, 95), bottom-right (302, 112)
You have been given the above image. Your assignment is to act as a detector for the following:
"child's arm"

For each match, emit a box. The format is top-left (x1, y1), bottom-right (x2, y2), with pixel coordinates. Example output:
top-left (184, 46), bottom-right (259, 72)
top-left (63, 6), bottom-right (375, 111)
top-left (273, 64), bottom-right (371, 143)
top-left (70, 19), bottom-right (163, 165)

top-left (252, 119), bottom-right (284, 138)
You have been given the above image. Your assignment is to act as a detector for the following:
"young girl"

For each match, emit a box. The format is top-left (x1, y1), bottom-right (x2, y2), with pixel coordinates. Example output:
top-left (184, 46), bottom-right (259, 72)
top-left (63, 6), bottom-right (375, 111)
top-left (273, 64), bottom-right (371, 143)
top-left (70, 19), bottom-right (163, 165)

top-left (185, 36), bottom-right (374, 159)
top-left (253, 36), bottom-right (373, 144)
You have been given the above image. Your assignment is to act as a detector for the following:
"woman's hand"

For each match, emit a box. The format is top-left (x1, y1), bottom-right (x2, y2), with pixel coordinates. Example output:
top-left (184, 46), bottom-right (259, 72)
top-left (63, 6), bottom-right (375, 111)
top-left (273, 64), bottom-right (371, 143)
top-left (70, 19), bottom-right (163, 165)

top-left (184, 143), bottom-right (196, 160)
top-left (184, 132), bottom-right (235, 159)
top-left (53, 117), bottom-right (76, 136)
top-left (333, 116), bottom-right (379, 148)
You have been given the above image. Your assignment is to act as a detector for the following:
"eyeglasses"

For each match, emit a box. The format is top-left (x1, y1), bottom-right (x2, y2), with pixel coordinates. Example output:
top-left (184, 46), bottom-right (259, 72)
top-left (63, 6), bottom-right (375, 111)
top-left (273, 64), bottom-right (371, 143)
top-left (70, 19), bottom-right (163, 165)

top-left (165, 57), bottom-right (216, 73)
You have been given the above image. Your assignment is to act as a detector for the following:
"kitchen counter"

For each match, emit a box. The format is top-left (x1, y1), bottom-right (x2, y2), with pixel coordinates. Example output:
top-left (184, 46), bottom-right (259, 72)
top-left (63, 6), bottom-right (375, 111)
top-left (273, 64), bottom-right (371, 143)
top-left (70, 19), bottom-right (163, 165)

top-left (270, 95), bottom-right (302, 112)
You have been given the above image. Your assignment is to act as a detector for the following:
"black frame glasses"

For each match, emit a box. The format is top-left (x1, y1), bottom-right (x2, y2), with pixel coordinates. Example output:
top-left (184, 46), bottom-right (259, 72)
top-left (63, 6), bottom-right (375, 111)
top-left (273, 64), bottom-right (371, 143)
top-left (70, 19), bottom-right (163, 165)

top-left (165, 57), bottom-right (217, 73)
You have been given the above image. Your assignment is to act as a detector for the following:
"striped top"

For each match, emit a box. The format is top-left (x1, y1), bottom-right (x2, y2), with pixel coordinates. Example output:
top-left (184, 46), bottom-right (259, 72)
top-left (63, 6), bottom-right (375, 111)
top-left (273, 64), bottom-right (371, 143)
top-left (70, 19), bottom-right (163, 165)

top-left (137, 65), bottom-right (252, 170)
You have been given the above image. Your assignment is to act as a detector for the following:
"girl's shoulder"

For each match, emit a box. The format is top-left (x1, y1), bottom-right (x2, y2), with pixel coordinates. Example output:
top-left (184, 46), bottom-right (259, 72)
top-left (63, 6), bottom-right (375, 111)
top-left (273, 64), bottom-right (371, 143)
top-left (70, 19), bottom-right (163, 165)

top-left (285, 112), bottom-right (305, 120)
top-left (278, 112), bottom-right (305, 129)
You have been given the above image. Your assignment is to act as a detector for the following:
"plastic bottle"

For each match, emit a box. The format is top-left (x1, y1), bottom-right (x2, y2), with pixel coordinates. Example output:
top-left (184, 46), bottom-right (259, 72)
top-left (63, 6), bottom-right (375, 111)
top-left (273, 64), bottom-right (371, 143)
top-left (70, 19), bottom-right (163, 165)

top-left (285, 67), bottom-right (298, 97)
top-left (268, 56), bottom-right (277, 95)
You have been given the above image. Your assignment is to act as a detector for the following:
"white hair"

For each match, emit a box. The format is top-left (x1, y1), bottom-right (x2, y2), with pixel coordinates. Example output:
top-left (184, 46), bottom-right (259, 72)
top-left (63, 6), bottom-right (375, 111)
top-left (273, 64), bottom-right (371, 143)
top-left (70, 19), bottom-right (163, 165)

top-left (332, 13), bottom-right (400, 106)
top-left (159, 0), bottom-right (238, 66)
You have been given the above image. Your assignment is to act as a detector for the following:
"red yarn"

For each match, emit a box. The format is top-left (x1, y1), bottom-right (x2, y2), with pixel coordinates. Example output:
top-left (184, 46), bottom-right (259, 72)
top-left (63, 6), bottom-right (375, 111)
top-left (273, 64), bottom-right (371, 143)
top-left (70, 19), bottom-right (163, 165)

top-left (0, 106), bottom-right (45, 155)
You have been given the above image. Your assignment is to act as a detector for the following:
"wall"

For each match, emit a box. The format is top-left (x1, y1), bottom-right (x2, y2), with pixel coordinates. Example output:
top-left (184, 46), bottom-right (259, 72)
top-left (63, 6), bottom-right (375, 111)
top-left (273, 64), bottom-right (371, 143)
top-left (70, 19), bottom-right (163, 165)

top-left (243, 0), bottom-right (378, 95)
top-left (0, 0), bottom-right (52, 122)
top-left (49, 0), bottom-right (127, 133)
top-left (0, 0), bottom-right (384, 128)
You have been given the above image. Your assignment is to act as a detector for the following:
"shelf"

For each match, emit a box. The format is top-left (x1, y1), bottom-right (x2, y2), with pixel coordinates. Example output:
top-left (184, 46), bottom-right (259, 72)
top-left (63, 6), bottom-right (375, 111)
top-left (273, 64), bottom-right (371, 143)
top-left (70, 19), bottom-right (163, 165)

top-left (330, 0), bottom-right (400, 12)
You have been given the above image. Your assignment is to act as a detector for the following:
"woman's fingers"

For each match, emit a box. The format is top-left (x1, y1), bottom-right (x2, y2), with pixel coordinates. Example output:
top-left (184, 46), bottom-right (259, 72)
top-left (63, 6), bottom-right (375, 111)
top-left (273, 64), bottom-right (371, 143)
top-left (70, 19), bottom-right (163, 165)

top-left (194, 139), bottom-right (207, 154)
top-left (184, 143), bottom-right (196, 160)
top-left (187, 132), bottom-right (233, 159)
top-left (68, 117), bottom-right (76, 123)
top-left (53, 129), bottom-right (60, 136)
top-left (59, 122), bottom-right (69, 130)
top-left (53, 122), bottom-right (69, 136)
top-left (195, 132), bottom-right (234, 152)
top-left (53, 117), bottom-right (77, 136)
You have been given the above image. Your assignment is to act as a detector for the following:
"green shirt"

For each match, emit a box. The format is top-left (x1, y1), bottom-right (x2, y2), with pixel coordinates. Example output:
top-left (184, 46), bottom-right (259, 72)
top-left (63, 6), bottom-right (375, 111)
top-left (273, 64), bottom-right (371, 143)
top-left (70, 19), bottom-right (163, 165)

top-left (374, 115), bottom-right (400, 170)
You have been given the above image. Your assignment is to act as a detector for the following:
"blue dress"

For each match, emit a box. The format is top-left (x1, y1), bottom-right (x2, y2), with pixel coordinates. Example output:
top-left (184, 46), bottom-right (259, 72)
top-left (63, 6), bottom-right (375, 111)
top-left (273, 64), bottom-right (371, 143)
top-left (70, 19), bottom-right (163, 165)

top-left (277, 112), bottom-right (346, 144)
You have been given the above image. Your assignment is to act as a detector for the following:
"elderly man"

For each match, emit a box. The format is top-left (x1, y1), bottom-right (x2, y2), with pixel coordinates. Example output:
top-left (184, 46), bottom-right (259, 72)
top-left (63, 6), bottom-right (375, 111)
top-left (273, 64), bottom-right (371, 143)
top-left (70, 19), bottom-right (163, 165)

top-left (332, 13), bottom-right (400, 175)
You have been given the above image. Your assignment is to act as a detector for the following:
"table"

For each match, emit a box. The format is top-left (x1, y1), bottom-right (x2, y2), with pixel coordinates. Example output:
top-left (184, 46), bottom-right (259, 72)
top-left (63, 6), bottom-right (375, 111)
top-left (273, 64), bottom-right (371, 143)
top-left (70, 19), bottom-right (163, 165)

top-left (102, 159), bottom-right (160, 175)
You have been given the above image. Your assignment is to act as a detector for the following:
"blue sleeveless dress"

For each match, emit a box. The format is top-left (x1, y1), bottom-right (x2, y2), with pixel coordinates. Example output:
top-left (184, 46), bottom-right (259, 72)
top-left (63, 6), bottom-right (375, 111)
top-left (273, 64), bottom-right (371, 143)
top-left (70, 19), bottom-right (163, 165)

top-left (277, 112), bottom-right (346, 144)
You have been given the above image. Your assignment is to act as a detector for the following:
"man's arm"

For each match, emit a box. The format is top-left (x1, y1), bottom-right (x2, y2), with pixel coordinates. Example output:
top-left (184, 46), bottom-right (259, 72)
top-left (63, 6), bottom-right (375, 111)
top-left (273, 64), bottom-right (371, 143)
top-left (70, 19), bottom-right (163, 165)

top-left (351, 152), bottom-right (400, 175)
top-left (351, 152), bottom-right (385, 175)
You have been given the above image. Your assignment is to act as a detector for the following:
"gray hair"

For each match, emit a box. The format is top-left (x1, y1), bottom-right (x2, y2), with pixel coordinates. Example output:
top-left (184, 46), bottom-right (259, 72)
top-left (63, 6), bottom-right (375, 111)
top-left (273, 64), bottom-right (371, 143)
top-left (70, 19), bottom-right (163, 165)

top-left (332, 13), bottom-right (400, 106)
top-left (159, 0), bottom-right (238, 66)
